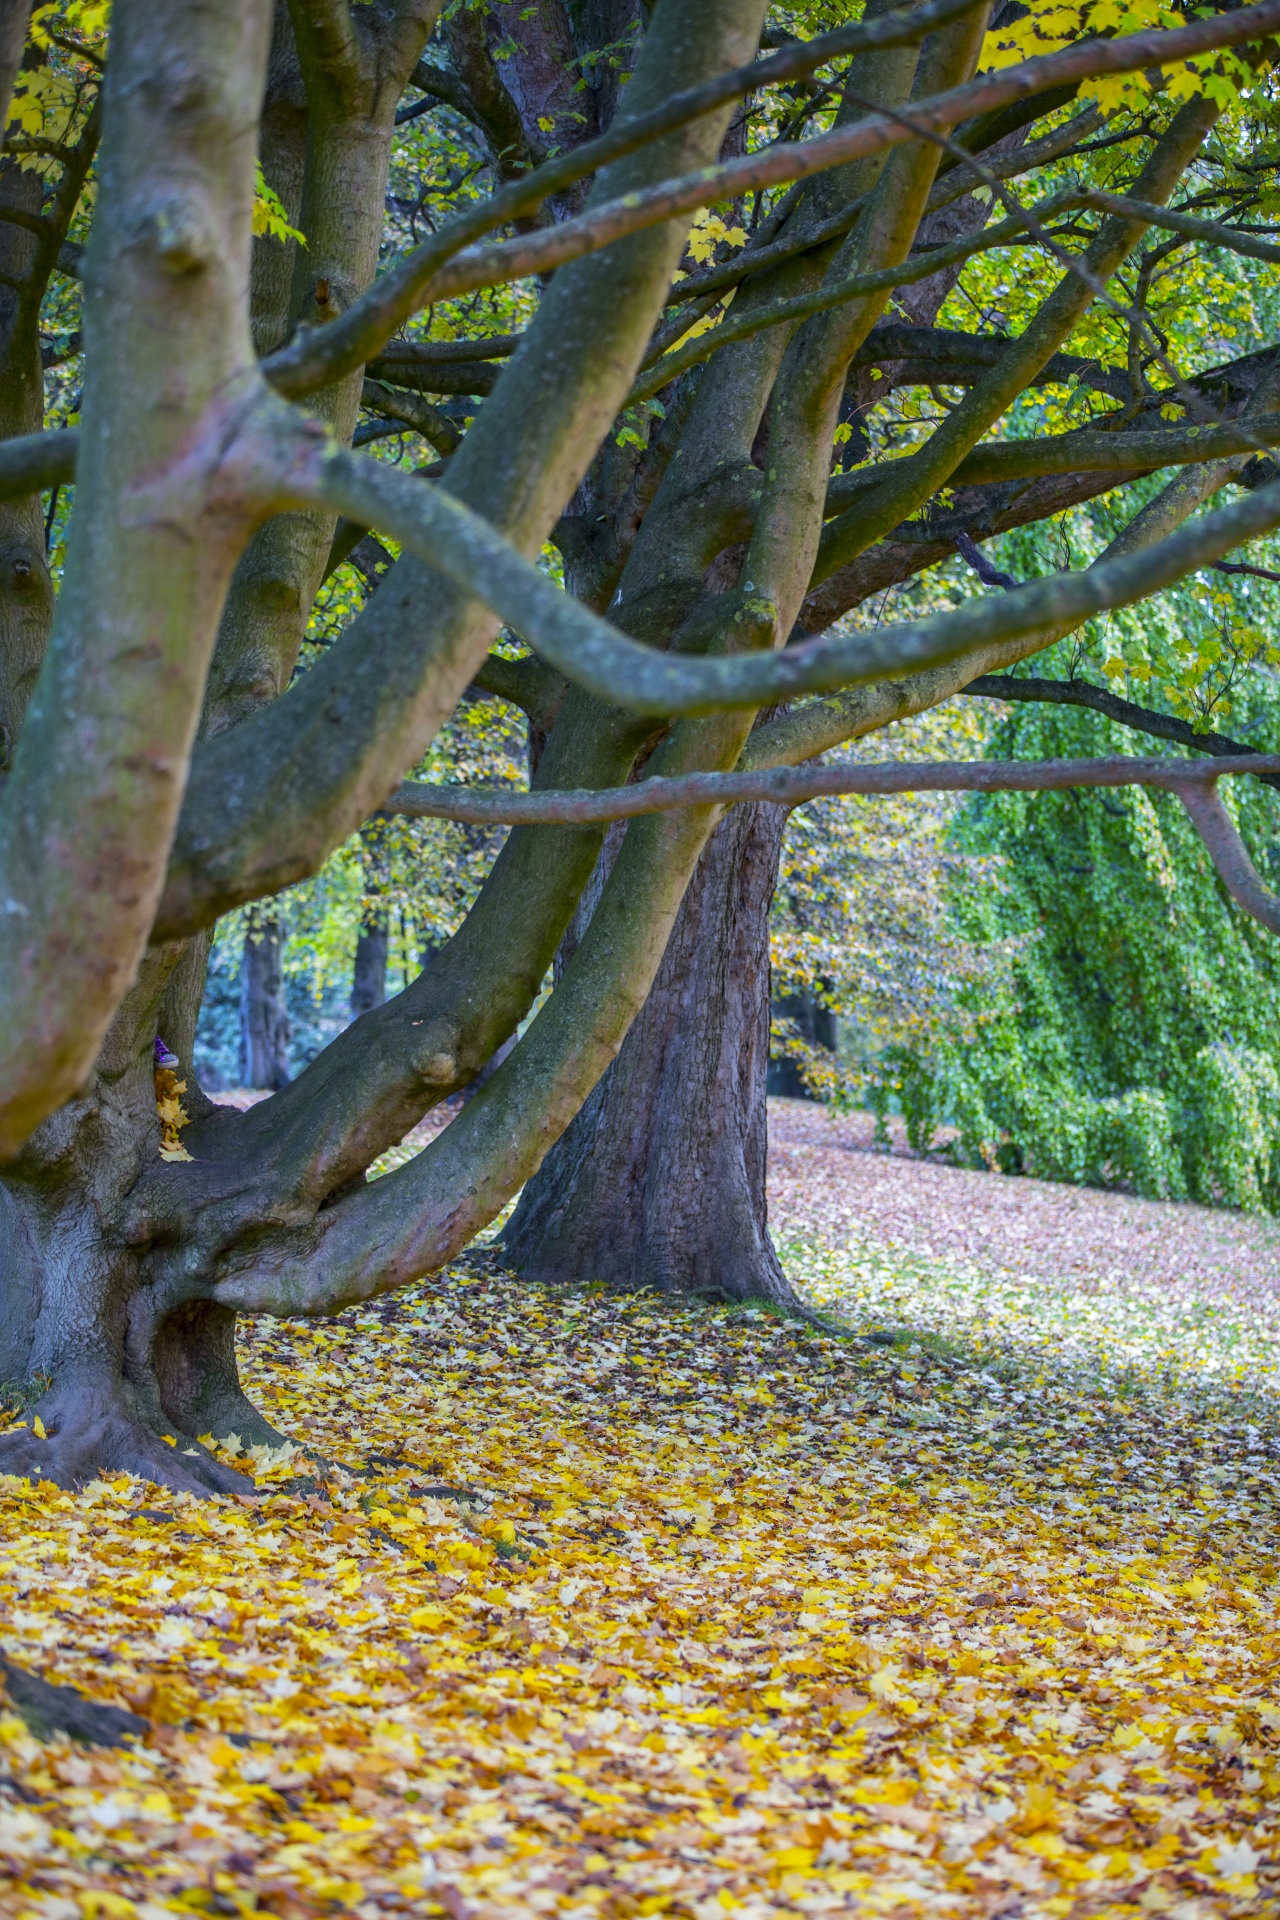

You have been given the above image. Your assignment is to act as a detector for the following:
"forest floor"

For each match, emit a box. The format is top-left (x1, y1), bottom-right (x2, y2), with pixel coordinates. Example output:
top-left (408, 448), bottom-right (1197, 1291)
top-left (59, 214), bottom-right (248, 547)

top-left (1, 1100), bottom-right (1278, 1920)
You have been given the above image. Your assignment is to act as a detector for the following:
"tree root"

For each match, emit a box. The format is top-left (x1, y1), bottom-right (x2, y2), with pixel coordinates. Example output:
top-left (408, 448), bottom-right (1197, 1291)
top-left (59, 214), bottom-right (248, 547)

top-left (0, 1377), bottom-right (254, 1497)
top-left (0, 1653), bottom-right (146, 1748)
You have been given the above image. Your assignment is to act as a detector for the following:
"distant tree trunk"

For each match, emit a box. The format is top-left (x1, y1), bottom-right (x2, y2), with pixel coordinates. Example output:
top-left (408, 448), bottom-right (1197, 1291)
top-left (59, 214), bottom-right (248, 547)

top-left (239, 909), bottom-right (291, 1090)
top-left (768, 990), bottom-right (839, 1100)
top-left (504, 800), bottom-right (801, 1306)
top-left (349, 918), bottom-right (389, 1016)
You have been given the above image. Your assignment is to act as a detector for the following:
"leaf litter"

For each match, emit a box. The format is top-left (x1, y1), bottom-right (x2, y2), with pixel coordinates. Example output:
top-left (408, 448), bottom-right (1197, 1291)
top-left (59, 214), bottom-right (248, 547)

top-left (0, 1228), bottom-right (1278, 1919)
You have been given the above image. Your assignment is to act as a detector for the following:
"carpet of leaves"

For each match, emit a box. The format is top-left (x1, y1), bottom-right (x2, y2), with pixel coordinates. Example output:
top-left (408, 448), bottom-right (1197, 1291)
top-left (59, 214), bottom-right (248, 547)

top-left (1, 1238), bottom-right (1279, 1919)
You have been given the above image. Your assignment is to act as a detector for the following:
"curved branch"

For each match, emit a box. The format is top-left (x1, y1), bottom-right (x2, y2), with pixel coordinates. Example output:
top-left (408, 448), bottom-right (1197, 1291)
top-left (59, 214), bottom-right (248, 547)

top-left (963, 674), bottom-right (1280, 787)
top-left (297, 440), bottom-right (1280, 717)
top-left (469, 652), bottom-right (566, 731)
top-left (262, 0), bottom-right (1280, 401)
top-left (1178, 784), bottom-right (1280, 936)
top-left (1076, 189), bottom-right (1280, 267)
top-left (380, 753), bottom-right (1280, 827)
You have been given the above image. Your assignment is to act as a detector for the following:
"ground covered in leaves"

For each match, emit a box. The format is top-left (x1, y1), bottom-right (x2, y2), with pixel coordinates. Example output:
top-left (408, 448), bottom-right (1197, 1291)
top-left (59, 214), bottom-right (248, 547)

top-left (1, 1203), bottom-right (1279, 1918)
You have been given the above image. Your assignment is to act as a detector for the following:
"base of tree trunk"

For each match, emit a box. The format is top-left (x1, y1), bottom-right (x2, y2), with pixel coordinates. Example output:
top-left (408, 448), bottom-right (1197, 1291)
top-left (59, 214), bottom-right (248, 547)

top-left (504, 800), bottom-right (802, 1309)
top-left (0, 1159), bottom-right (281, 1496)
top-left (0, 1372), bottom-right (255, 1497)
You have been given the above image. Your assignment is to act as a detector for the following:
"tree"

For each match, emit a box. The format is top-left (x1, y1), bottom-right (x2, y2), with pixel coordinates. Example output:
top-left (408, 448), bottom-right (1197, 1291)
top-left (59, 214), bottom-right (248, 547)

top-left (239, 908), bottom-right (292, 1091)
top-left (506, 0), bottom-right (1280, 1295)
top-left (2, 0), bottom-right (1280, 1494)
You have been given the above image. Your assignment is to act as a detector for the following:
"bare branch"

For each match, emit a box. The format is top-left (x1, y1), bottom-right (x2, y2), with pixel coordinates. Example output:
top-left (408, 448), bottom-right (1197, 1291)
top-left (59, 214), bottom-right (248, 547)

top-left (661, 101), bottom-right (1110, 314)
top-left (898, 411), bottom-right (1280, 490)
top-left (963, 674), bottom-right (1280, 787)
top-left (361, 379), bottom-right (460, 454)
top-left (0, 429), bottom-right (77, 501)
top-left (381, 752), bottom-right (1280, 827)
top-left (1178, 784), bottom-right (1280, 936)
top-left (1076, 188), bottom-right (1280, 267)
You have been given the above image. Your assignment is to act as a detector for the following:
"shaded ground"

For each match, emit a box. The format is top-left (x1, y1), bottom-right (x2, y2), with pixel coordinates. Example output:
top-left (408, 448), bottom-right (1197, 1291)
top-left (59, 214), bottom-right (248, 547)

top-left (215, 1089), bottom-right (1280, 1295)
top-left (767, 1098), bottom-right (1280, 1296)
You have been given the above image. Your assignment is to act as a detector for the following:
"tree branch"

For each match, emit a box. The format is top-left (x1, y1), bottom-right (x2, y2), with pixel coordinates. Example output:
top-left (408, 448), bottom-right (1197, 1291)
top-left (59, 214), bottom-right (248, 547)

top-left (469, 653), bottom-right (566, 732)
top-left (153, 0), bottom-right (776, 945)
top-left (0, 0), bottom-right (274, 1164)
top-left (812, 96), bottom-right (1222, 584)
top-left (1075, 188), bottom-right (1280, 267)
top-left (756, 434), bottom-right (1250, 769)
top-left (660, 98), bottom-right (1108, 313)
top-left (262, 0), bottom-right (1280, 401)
top-left (396, 57), bottom-right (481, 128)
top-left (361, 379), bottom-right (460, 454)
top-left (1178, 783), bottom-right (1280, 936)
top-left (962, 674), bottom-right (1280, 788)
top-left (0, 427), bottom-right (78, 501)
top-left (293, 440), bottom-right (1280, 718)
top-left (627, 200), bottom-right (1061, 408)
top-left (380, 752), bottom-right (1280, 826)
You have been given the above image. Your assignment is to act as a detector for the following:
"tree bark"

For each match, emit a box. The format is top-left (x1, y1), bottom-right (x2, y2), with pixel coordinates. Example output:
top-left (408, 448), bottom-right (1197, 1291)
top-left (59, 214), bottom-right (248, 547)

top-left (239, 910), bottom-right (291, 1090)
top-left (504, 798), bottom-right (800, 1306)
top-left (350, 918), bottom-right (389, 1016)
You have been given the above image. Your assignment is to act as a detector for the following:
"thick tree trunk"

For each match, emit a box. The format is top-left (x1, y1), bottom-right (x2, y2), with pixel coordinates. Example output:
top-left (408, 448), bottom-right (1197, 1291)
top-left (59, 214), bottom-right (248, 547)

top-left (504, 800), bottom-right (801, 1306)
top-left (350, 918), bottom-right (389, 1016)
top-left (0, 949), bottom-right (274, 1498)
top-left (239, 910), bottom-right (291, 1089)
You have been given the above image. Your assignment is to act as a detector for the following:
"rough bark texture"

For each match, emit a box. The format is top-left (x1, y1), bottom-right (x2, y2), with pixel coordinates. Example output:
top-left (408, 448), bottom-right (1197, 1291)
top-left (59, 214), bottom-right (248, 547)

top-left (504, 799), bottom-right (798, 1305)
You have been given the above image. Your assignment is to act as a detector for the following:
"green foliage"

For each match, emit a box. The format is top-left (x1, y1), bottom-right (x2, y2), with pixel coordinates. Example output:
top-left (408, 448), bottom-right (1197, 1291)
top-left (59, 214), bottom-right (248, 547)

top-left (868, 681), bottom-right (1280, 1211)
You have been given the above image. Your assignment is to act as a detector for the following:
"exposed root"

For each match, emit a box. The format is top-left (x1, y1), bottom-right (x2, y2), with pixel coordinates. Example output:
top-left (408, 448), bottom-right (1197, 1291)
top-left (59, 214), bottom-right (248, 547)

top-left (0, 1653), bottom-right (146, 1748)
top-left (0, 1377), bottom-right (254, 1497)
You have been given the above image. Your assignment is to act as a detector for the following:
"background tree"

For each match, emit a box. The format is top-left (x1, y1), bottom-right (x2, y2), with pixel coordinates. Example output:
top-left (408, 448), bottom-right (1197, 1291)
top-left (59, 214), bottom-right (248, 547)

top-left (506, 0), bottom-right (1280, 1295)
top-left (1, 0), bottom-right (1280, 1492)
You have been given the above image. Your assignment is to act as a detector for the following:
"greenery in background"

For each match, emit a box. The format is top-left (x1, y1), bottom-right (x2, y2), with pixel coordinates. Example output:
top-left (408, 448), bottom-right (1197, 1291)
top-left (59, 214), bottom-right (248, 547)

top-left (195, 682), bottom-right (527, 1085)
top-left (799, 526), bottom-right (1280, 1212)
top-left (759, 74), bottom-right (1280, 1213)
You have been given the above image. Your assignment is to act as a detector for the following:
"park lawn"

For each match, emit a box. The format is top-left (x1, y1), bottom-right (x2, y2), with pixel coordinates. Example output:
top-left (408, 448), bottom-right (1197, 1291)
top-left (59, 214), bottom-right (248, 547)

top-left (0, 1241), bottom-right (1277, 1920)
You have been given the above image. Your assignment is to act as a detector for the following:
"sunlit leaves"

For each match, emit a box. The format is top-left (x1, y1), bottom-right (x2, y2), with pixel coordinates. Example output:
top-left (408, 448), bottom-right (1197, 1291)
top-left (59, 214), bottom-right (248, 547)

top-left (0, 1249), bottom-right (1277, 1914)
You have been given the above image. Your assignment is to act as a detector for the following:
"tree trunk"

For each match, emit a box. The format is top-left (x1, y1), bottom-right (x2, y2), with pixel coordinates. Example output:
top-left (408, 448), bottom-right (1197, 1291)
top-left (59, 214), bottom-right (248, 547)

top-left (350, 918), bottom-right (389, 1016)
top-left (239, 910), bottom-right (291, 1089)
top-left (768, 990), bottom-right (838, 1100)
top-left (504, 800), bottom-right (801, 1306)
